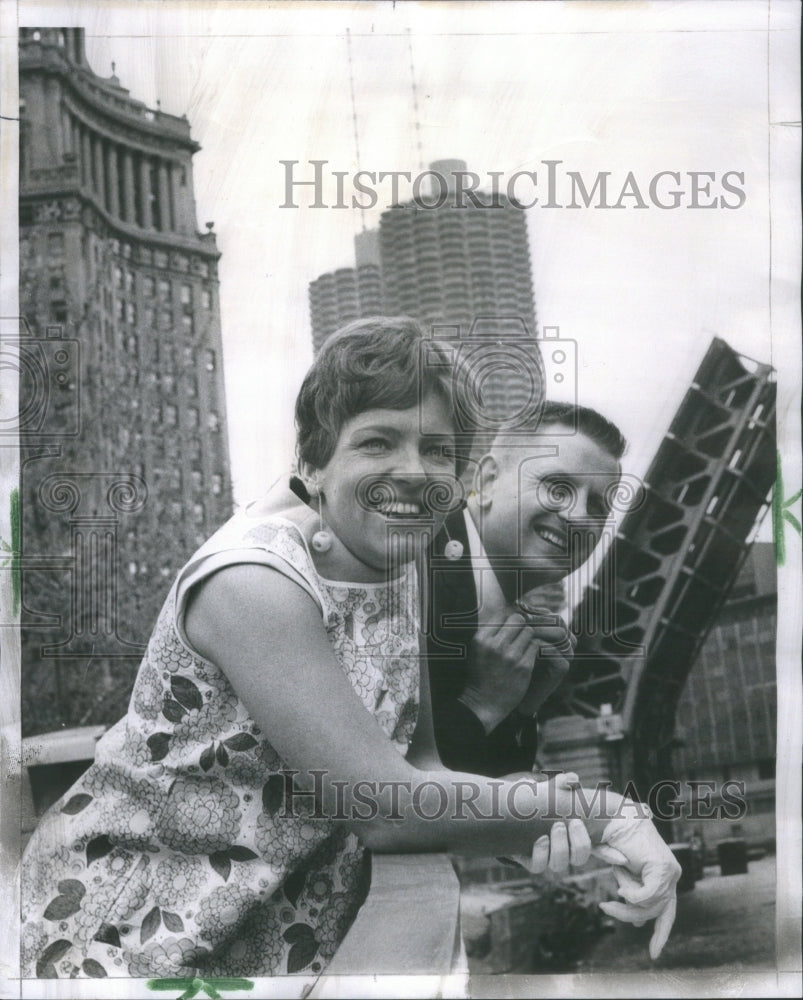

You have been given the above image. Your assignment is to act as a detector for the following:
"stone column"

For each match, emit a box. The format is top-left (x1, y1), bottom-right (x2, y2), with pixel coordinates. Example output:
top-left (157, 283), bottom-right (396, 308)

top-left (92, 136), bottom-right (106, 207)
top-left (139, 156), bottom-right (152, 229)
top-left (106, 144), bottom-right (120, 218)
top-left (121, 149), bottom-right (136, 223)
top-left (157, 161), bottom-right (172, 231)
top-left (169, 161), bottom-right (184, 233)
top-left (45, 79), bottom-right (64, 160)
top-left (81, 126), bottom-right (92, 188)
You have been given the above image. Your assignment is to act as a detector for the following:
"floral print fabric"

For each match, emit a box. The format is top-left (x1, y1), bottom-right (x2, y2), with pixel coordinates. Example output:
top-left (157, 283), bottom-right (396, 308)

top-left (21, 515), bottom-right (420, 980)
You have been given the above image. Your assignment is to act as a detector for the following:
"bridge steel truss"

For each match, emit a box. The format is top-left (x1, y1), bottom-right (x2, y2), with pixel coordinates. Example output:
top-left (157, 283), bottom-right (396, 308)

top-left (541, 337), bottom-right (776, 793)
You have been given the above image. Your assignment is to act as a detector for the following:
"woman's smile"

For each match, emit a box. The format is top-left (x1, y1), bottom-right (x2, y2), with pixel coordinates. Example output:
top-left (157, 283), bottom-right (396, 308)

top-left (308, 396), bottom-right (458, 581)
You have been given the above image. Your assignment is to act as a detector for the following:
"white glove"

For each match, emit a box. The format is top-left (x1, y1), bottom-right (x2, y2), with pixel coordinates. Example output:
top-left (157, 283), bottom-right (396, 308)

top-left (593, 809), bottom-right (682, 960)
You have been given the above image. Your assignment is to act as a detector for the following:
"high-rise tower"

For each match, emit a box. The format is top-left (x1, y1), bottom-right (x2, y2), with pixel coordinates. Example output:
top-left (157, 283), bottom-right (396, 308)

top-left (308, 231), bottom-right (384, 353)
top-left (308, 160), bottom-right (540, 421)
top-left (18, 27), bottom-right (232, 733)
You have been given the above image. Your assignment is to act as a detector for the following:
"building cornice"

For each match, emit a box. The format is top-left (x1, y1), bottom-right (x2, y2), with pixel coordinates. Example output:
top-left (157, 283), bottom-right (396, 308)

top-left (20, 40), bottom-right (199, 154)
top-left (20, 183), bottom-right (220, 261)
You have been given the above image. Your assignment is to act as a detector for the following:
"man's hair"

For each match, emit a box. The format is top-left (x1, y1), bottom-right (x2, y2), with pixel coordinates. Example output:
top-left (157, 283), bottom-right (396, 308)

top-left (530, 401), bottom-right (626, 460)
top-left (478, 401), bottom-right (626, 472)
top-left (295, 316), bottom-right (470, 474)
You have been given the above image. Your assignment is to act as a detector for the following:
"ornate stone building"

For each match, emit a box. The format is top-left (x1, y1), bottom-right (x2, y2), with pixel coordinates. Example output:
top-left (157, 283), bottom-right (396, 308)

top-left (18, 27), bottom-right (232, 733)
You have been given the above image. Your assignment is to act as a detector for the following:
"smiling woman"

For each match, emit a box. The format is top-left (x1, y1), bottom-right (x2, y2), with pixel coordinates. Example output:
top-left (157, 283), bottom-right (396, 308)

top-left (20, 317), bottom-right (680, 981)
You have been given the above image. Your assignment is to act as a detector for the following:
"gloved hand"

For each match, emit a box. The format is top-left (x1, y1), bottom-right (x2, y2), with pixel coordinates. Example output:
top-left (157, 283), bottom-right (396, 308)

top-left (593, 809), bottom-right (682, 960)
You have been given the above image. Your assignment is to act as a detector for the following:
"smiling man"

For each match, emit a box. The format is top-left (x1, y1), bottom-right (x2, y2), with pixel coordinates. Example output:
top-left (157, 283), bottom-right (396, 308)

top-left (426, 402), bottom-right (626, 776)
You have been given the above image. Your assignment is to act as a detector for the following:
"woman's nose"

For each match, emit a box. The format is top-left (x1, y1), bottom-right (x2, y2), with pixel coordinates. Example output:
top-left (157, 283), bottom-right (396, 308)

top-left (392, 444), bottom-right (427, 480)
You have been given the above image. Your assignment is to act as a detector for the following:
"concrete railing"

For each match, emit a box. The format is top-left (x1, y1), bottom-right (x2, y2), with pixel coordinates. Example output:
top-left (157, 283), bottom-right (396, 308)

top-left (309, 852), bottom-right (464, 996)
top-left (21, 730), bottom-right (465, 991)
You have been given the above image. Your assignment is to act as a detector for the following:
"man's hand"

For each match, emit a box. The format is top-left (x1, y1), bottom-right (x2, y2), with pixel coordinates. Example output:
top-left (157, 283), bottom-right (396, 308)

top-left (458, 611), bottom-right (542, 732)
top-left (458, 593), bottom-right (576, 731)
top-left (593, 813), bottom-right (682, 960)
top-left (514, 604), bottom-right (575, 716)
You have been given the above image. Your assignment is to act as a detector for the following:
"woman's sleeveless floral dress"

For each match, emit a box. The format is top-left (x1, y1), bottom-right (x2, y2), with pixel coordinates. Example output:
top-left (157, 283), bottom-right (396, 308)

top-left (21, 514), bottom-right (420, 980)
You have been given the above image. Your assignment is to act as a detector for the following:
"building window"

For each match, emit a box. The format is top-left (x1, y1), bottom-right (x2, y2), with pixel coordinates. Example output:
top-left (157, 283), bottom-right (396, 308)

top-left (201, 288), bottom-right (212, 310)
top-left (159, 310), bottom-right (172, 329)
top-left (185, 375), bottom-right (197, 397)
top-left (125, 334), bottom-right (138, 355)
top-left (49, 274), bottom-right (63, 291)
top-left (204, 349), bottom-right (216, 372)
top-left (158, 279), bottom-right (171, 302)
top-left (187, 408), bottom-right (199, 429)
top-left (114, 264), bottom-right (123, 288)
top-left (143, 275), bottom-right (155, 298)
top-left (181, 314), bottom-right (194, 336)
top-left (115, 299), bottom-right (124, 321)
top-left (143, 307), bottom-right (155, 328)
top-left (164, 404), bottom-right (178, 427)
top-left (757, 758), bottom-right (775, 780)
top-left (126, 302), bottom-right (136, 325)
top-left (212, 474), bottom-right (223, 496)
top-left (189, 439), bottom-right (202, 462)
top-left (193, 502), bottom-right (205, 524)
top-left (154, 250), bottom-right (168, 269)
top-left (180, 283), bottom-right (192, 306)
top-left (125, 271), bottom-right (134, 293)
top-left (207, 412), bottom-right (220, 433)
top-left (51, 301), bottom-right (68, 323)
top-left (162, 374), bottom-right (175, 394)
top-left (191, 470), bottom-right (203, 490)
top-left (48, 233), bottom-right (65, 258)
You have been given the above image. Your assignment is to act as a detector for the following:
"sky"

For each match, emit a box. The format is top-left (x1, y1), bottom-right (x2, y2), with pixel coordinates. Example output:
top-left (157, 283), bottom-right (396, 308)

top-left (11, 1), bottom-right (801, 523)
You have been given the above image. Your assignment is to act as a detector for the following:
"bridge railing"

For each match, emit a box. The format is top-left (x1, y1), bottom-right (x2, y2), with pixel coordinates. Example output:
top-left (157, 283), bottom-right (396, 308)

top-left (20, 729), bottom-right (466, 992)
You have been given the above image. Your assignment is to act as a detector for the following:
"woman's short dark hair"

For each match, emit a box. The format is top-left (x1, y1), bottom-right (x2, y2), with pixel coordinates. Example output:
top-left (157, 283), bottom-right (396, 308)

top-left (295, 316), bottom-right (469, 475)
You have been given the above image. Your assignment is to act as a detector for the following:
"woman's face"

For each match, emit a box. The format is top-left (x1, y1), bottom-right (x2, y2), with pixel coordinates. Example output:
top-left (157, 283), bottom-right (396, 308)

top-left (311, 394), bottom-right (458, 579)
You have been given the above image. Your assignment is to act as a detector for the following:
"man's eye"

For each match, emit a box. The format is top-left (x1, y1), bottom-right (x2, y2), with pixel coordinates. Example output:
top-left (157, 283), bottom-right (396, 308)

top-left (359, 438), bottom-right (390, 453)
top-left (422, 443), bottom-right (454, 462)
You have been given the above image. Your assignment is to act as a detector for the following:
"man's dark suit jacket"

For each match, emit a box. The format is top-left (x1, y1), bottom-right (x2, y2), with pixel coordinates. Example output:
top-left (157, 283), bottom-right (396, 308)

top-left (426, 510), bottom-right (538, 777)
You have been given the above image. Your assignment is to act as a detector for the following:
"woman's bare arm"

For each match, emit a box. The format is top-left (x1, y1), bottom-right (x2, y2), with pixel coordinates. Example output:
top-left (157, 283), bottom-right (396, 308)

top-left (184, 563), bottom-right (623, 857)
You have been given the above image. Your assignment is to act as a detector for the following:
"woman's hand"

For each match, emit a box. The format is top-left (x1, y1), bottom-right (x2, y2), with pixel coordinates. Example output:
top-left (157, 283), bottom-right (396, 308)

top-left (594, 813), bottom-right (682, 960)
top-left (502, 772), bottom-right (595, 874)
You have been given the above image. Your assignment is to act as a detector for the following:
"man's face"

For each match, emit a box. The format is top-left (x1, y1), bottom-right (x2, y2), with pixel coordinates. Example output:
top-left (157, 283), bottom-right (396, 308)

top-left (475, 429), bottom-right (621, 592)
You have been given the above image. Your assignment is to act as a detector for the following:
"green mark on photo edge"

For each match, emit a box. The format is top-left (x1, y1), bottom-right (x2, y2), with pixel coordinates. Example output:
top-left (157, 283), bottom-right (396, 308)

top-left (0, 488), bottom-right (20, 615)
top-left (772, 451), bottom-right (802, 567)
top-left (147, 978), bottom-right (254, 1000)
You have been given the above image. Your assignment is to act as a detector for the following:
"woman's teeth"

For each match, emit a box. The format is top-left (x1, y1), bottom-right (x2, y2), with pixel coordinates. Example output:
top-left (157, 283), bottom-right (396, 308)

top-left (534, 526), bottom-right (565, 549)
top-left (380, 501), bottom-right (423, 516)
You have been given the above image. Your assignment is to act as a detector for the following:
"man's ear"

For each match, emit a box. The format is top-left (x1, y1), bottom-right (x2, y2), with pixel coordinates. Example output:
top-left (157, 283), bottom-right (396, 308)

top-left (474, 454), bottom-right (500, 510)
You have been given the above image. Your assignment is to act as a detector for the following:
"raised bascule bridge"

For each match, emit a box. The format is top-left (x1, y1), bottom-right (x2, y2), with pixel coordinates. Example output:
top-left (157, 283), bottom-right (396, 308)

top-left (537, 337), bottom-right (777, 810)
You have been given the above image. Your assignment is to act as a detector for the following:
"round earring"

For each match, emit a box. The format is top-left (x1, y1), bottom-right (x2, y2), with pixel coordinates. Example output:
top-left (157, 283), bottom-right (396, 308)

top-left (443, 524), bottom-right (464, 561)
top-left (311, 483), bottom-right (333, 553)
